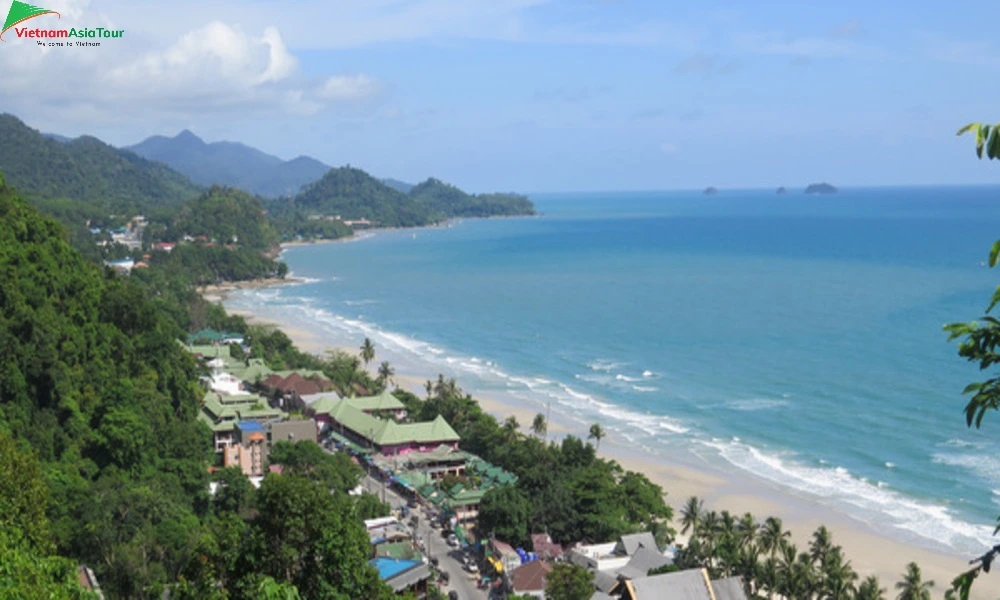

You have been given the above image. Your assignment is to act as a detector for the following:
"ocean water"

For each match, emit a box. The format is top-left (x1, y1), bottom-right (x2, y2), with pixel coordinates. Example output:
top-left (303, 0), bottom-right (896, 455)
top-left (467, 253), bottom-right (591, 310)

top-left (227, 186), bottom-right (1000, 556)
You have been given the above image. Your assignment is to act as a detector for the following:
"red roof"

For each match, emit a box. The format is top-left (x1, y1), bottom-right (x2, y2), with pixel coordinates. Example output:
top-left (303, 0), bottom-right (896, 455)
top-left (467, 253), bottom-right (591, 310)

top-left (510, 560), bottom-right (552, 592)
top-left (260, 374), bottom-right (285, 389)
top-left (531, 533), bottom-right (564, 559)
top-left (492, 540), bottom-right (517, 556)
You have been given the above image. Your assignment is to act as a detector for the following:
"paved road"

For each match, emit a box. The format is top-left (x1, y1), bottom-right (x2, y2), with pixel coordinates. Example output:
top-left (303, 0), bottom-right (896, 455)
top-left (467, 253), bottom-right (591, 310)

top-left (361, 469), bottom-right (486, 600)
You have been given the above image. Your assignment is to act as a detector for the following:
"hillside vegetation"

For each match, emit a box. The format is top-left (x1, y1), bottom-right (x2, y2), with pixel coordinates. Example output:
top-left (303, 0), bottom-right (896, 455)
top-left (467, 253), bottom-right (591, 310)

top-left (0, 114), bottom-right (200, 213)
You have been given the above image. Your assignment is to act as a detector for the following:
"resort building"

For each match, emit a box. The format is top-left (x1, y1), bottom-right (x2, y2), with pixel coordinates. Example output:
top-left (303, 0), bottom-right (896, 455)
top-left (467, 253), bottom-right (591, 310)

top-left (222, 421), bottom-right (267, 477)
top-left (318, 398), bottom-right (459, 456)
top-left (198, 391), bottom-right (283, 452)
top-left (369, 558), bottom-right (431, 598)
top-left (310, 388), bottom-right (407, 426)
top-left (259, 371), bottom-right (335, 411)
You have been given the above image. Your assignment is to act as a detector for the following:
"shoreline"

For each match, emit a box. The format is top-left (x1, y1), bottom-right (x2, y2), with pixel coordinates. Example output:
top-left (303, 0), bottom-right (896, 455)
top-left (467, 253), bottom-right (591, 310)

top-left (222, 300), bottom-right (990, 597)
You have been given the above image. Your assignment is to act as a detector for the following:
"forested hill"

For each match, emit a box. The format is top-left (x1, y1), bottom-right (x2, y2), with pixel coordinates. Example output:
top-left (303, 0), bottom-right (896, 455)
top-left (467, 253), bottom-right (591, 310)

top-left (0, 114), bottom-right (200, 213)
top-left (409, 177), bottom-right (535, 218)
top-left (0, 172), bottom-right (208, 596)
top-left (284, 165), bottom-right (438, 227)
top-left (128, 130), bottom-right (330, 198)
top-left (278, 167), bottom-right (536, 229)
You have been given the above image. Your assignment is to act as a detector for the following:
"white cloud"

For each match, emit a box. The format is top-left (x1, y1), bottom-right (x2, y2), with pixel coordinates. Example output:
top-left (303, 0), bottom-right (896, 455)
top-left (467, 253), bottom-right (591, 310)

top-left (321, 74), bottom-right (382, 101)
top-left (0, 18), bottom-right (379, 119)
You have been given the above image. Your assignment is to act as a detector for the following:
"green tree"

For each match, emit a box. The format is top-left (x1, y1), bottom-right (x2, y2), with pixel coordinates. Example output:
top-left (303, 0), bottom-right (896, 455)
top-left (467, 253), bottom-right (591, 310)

top-left (679, 496), bottom-right (704, 537)
top-left (895, 562), bottom-right (933, 600)
top-left (360, 337), bottom-right (376, 368)
top-left (545, 563), bottom-right (594, 600)
top-left (268, 440), bottom-right (361, 493)
top-left (355, 493), bottom-right (391, 520)
top-left (477, 486), bottom-right (532, 548)
top-left (857, 576), bottom-right (888, 600)
top-left (587, 423), bottom-right (605, 451)
top-left (253, 473), bottom-right (390, 599)
top-left (531, 413), bottom-right (547, 438)
top-left (377, 360), bottom-right (394, 387)
top-left (211, 466), bottom-right (255, 517)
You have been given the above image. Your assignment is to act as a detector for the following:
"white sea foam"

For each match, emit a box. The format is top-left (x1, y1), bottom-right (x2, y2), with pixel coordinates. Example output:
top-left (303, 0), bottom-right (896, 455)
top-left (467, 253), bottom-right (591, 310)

top-left (932, 452), bottom-right (1000, 487)
top-left (726, 398), bottom-right (790, 412)
top-left (587, 359), bottom-right (623, 372)
top-left (885, 462), bottom-right (896, 469)
top-left (642, 370), bottom-right (654, 378)
top-left (632, 385), bottom-right (659, 392)
top-left (344, 299), bottom-right (378, 306)
top-left (704, 438), bottom-right (997, 554)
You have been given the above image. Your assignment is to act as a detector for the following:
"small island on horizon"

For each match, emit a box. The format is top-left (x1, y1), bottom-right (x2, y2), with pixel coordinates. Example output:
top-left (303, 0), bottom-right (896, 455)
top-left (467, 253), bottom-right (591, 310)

top-left (776, 186), bottom-right (787, 194)
top-left (703, 186), bottom-right (718, 196)
top-left (805, 182), bottom-right (838, 194)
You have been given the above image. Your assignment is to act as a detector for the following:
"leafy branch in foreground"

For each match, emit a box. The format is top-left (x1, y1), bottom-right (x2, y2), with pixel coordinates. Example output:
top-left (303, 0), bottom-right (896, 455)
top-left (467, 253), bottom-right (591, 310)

top-left (957, 123), bottom-right (1000, 160)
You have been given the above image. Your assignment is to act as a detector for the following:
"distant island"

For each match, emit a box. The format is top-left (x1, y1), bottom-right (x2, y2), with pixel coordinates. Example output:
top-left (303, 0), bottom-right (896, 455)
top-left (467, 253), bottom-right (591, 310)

top-left (776, 186), bottom-right (787, 195)
top-left (805, 182), bottom-right (838, 195)
top-left (703, 186), bottom-right (718, 196)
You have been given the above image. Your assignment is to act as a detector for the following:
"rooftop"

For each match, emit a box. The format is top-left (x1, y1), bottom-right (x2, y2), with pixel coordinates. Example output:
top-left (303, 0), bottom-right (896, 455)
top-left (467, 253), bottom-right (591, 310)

top-left (370, 557), bottom-right (421, 580)
top-left (237, 421), bottom-right (265, 433)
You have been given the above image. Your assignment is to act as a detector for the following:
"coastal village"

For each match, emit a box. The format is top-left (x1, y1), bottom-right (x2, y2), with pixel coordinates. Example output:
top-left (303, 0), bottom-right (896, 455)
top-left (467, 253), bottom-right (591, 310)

top-left (187, 327), bottom-right (748, 600)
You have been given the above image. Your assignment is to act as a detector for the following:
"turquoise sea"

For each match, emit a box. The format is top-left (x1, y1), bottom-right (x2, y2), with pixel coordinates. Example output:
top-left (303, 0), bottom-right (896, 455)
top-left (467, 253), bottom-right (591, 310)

top-left (227, 187), bottom-right (1000, 556)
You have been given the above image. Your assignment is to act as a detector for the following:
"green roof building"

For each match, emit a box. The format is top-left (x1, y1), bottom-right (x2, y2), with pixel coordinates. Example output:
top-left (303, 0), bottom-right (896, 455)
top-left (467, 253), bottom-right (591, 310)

top-left (320, 399), bottom-right (458, 456)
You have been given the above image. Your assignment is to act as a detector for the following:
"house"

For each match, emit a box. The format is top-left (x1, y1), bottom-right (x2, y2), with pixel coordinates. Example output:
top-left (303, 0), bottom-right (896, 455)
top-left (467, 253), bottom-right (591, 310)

top-left (370, 558), bottom-right (431, 598)
top-left (153, 242), bottom-right (175, 252)
top-left (568, 532), bottom-right (659, 573)
top-left (488, 540), bottom-right (522, 576)
top-left (507, 559), bottom-right (553, 599)
top-left (610, 568), bottom-right (748, 600)
top-left (267, 419), bottom-right (318, 452)
top-left (223, 421), bottom-right (267, 477)
top-left (198, 392), bottom-right (282, 452)
top-left (616, 546), bottom-right (672, 581)
top-left (531, 533), bottom-right (564, 560)
top-left (444, 487), bottom-right (488, 524)
top-left (188, 328), bottom-right (244, 346)
top-left (259, 371), bottom-right (335, 411)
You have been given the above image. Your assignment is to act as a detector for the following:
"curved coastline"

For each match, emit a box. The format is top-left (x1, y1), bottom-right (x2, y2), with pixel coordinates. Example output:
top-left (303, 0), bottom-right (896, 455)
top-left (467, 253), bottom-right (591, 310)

top-left (220, 279), bottom-right (993, 598)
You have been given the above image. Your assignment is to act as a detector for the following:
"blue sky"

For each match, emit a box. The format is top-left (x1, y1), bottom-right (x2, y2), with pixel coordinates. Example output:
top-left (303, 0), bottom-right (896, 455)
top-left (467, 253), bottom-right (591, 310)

top-left (2, 0), bottom-right (999, 192)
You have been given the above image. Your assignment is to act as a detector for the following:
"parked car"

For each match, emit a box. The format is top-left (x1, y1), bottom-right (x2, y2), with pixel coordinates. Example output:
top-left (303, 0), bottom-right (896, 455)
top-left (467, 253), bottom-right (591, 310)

top-left (448, 591), bottom-right (459, 600)
top-left (447, 534), bottom-right (459, 547)
top-left (465, 562), bottom-right (479, 573)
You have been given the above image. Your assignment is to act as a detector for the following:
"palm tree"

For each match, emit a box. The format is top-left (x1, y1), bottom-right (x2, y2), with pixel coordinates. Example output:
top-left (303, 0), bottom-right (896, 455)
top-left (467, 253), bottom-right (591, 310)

top-left (809, 525), bottom-right (833, 566)
top-left (531, 413), bottom-right (547, 438)
top-left (377, 361), bottom-right (394, 387)
top-left (424, 379), bottom-right (433, 398)
top-left (679, 496), bottom-right (704, 536)
top-left (588, 423), bottom-right (606, 451)
top-left (895, 562), bottom-right (933, 600)
top-left (360, 337), bottom-right (375, 368)
top-left (735, 512), bottom-right (758, 550)
top-left (857, 575), bottom-right (887, 600)
top-left (759, 516), bottom-right (790, 560)
top-left (502, 415), bottom-right (520, 441)
top-left (819, 547), bottom-right (857, 599)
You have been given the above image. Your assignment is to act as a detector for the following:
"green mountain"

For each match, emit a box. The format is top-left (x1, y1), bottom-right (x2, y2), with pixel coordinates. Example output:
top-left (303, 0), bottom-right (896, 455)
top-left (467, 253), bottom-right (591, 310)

top-left (0, 114), bottom-right (200, 213)
top-left (409, 177), bottom-right (535, 218)
top-left (128, 130), bottom-right (330, 198)
top-left (287, 166), bottom-right (437, 228)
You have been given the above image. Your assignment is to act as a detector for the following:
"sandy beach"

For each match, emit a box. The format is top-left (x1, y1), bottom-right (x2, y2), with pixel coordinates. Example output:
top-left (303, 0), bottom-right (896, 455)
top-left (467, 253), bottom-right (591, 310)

top-left (224, 301), bottom-right (991, 598)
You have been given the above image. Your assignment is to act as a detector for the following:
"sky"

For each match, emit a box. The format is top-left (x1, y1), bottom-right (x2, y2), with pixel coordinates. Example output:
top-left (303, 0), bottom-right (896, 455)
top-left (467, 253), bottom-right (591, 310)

top-left (1, 0), bottom-right (999, 193)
